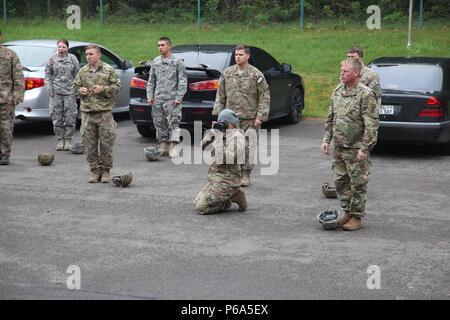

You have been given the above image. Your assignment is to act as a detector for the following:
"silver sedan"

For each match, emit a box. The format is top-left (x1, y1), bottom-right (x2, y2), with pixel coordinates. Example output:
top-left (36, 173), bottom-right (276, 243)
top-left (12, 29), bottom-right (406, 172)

top-left (3, 39), bottom-right (134, 121)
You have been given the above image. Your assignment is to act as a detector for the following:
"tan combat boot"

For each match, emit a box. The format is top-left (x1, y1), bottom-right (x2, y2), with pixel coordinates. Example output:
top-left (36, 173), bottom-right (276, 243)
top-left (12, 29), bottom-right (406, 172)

top-left (64, 138), bottom-right (72, 151)
top-left (169, 142), bottom-right (178, 158)
top-left (101, 170), bottom-right (112, 183)
top-left (342, 216), bottom-right (363, 231)
top-left (159, 142), bottom-right (169, 157)
top-left (88, 173), bottom-right (101, 183)
top-left (338, 210), bottom-right (351, 226)
top-left (56, 139), bottom-right (64, 151)
top-left (241, 173), bottom-right (251, 187)
top-left (230, 188), bottom-right (247, 211)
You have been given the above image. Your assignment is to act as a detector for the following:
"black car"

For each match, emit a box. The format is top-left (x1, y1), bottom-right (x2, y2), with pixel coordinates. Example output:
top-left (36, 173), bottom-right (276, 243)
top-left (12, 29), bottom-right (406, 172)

top-left (368, 57), bottom-right (450, 153)
top-left (128, 44), bottom-right (305, 137)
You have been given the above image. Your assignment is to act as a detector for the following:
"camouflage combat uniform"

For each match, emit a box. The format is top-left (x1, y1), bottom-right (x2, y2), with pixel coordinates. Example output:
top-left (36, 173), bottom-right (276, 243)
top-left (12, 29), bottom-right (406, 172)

top-left (146, 54), bottom-right (187, 143)
top-left (360, 65), bottom-right (382, 102)
top-left (323, 82), bottom-right (379, 217)
top-left (73, 61), bottom-right (121, 175)
top-left (45, 52), bottom-right (80, 139)
top-left (195, 129), bottom-right (246, 215)
top-left (0, 45), bottom-right (24, 162)
top-left (212, 64), bottom-right (270, 175)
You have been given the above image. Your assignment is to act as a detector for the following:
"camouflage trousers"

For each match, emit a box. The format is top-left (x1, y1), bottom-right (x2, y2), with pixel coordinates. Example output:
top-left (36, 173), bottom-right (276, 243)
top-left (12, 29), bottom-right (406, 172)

top-left (49, 94), bottom-right (78, 139)
top-left (80, 111), bottom-right (117, 174)
top-left (333, 147), bottom-right (371, 217)
top-left (194, 182), bottom-right (240, 215)
top-left (151, 99), bottom-right (181, 143)
top-left (0, 103), bottom-right (15, 157)
top-left (239, 119), bottom-right (260, 175)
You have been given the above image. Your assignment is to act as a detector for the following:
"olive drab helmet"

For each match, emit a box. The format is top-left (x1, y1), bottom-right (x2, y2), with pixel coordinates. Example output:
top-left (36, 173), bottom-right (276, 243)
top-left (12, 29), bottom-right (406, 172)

top-left (112, 172), bottom-right (133, 187)
top-left (317, 210), bottom-right (341, 230)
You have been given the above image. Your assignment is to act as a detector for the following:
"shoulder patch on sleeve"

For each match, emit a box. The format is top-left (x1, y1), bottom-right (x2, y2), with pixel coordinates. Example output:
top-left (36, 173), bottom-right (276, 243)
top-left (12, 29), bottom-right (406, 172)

top-left (256, 76), bottom-right (264, 84)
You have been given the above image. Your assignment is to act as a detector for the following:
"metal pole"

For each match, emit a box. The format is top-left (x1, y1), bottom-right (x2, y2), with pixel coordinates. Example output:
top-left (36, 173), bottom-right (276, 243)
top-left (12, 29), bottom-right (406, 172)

top-left (99, 0), bottom-right (103, 25)
top-left (407, 0), bottom-right (413, 48)
top-left (196, 0), bottom-right (200, 30)
top-left (3, 0), bottom-right (7, 23)
top-left (419, 0), bottom-right (424, 29)
top-left (299, 0), bottom-right (304, 29)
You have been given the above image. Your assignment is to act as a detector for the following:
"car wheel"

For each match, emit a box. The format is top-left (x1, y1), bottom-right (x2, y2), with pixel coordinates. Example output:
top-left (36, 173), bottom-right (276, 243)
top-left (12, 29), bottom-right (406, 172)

top-left (137, 124), bottom-right (156, 138)
top-left (286, 87), bottom-right (304, 124)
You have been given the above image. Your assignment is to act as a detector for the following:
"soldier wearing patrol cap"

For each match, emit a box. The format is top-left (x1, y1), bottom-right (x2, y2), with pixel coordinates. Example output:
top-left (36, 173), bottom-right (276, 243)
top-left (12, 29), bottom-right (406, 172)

top-left (322, 58), bottom-right (379, 231)
top-left (213, 44), bottom-right (270, 187)
top-left (0, 29), bottom-right (24, 165)
top-left (194, 109), bottom-right (247, 215)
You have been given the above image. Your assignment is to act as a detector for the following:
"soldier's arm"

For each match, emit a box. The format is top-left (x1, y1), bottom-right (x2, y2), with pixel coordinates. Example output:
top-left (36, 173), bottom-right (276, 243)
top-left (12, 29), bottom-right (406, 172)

top-left (176, 59), bottom-right (187, 102)
top-left (360, 92), bottom-right (379, 153)
top-left (73, 70), bottom-right (83, 97)
top-left (44, 57), bottom-right (54, 95)
top-left (256, 75), bottom-right (270, 122)
top-left (322, 98), bottom-right (334, 144)
top-left (72, 55), bottom-right (80, 78)
top-left (102, 69), bottom-right (121, 96)
top-left (146, 63), bottom-right (156, 100)
top-left (367, 73), bottom-right (382, 101)
top-left (212, 75), bottom-right (226, 116)
top-left (12, 54), bottom-right (25, 105)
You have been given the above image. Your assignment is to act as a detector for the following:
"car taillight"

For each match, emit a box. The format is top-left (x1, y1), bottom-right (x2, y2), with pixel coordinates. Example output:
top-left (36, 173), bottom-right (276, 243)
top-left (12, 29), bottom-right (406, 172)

top-left (419, 96), bottom-right (444, 118)
top-left (189, 80), bottom-right (219, 91)
top-left (25, 77), bottom-right (45, 90)
top-left (130, 77), bottom-right (147, 89)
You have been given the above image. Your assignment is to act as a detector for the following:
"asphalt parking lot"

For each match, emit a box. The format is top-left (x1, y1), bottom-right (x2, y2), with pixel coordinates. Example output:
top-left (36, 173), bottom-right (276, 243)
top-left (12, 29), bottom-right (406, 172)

top-left (1, 115), bottom-right (449, 300)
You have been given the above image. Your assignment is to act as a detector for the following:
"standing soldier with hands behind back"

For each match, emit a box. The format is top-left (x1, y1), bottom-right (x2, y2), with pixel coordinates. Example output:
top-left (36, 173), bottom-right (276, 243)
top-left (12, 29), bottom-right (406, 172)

top-left (322, 58), bottom-right (379, 231)
top-left (147, 36), bottom-right (187, 158)
top-left (74, 44), bottom-right (121, 183)
top-left (0, 29), bottom-right (24, 165)
top-left (213, 45), bottom-right (270, 187)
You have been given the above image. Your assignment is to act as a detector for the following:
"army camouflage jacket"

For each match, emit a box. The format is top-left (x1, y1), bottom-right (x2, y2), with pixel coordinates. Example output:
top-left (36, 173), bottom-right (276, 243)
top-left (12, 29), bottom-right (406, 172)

top-left (360, 65), bottom-right (382, 100)
top-left (0, 45), bottom-right (24, 105)
top-left (146, 54), bottom-right (187, 102)
top-left (202, 129), bottom-right (245, 188)
top-left (323, 82), bottom-right (379, 153)
top-left (74, 61), bottom-right (121, 112)
top-left (213, 64), bottom-right (270, 122)
top-left (45, 52), bottom-right (79, 95)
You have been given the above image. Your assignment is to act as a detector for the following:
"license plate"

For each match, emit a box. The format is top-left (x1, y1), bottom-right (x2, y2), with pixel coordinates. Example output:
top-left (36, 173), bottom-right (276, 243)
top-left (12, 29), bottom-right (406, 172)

top-left (379, 105), bottom-right (395, 115)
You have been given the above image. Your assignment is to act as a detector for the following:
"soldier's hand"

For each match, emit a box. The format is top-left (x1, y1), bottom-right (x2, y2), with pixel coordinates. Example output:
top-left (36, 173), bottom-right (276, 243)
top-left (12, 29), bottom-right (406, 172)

top-left (80, 87), bottom-right (89, 96)
top-left (253, 118), bottom-right (262, 127)
top-left (93, 85), bottom-right (103, 94)
top-left (356, 149), bottom-right (368, 162)
top-left (174, 99), bottom-right (182, 106)
top-left (321, 143), bottom-right (330, 155)
top-left (147, 98), bottom-right (154, 106)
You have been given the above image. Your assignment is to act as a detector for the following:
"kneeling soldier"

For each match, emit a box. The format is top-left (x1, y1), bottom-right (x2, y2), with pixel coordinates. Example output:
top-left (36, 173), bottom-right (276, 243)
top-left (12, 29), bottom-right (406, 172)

top-left (195, 109), bottom-right (247, 214)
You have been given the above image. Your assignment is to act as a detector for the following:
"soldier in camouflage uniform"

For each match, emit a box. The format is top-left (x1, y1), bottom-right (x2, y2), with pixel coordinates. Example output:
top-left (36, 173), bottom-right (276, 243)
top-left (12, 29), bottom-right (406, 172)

top-left (0, 29), bottom-right (24, 165)
top-left (74, 44), bottom-right (121, 183)
top-left (346, 47), bottom-right (382, 101)
top-left (322, 58), bottom-right (379, 231)
top-left (195, 109), bottom-right (247, 215)
top-left (213, 45), bottom-right (270, 187)
top-left (45, 39), bottom-right (80, 151)
top-left (146, 36), bottom-right (187, 158)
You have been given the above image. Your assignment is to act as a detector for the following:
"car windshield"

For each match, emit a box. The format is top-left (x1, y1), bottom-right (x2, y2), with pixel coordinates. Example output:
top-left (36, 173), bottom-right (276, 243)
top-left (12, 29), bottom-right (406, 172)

top-left (173, 50), bottom-right (229, 71)
top-left (5, 45), bottom-right (55, 67)
top-left (371, 64), bottom-right (442, 92)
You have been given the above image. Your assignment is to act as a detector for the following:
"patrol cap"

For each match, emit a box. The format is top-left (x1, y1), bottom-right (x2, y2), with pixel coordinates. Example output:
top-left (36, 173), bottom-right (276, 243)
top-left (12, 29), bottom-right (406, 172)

top-left (218, 109), bottom-right (239, 127)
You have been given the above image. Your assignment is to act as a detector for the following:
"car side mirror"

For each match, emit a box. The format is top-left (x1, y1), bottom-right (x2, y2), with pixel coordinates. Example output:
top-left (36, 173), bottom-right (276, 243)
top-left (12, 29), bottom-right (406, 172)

top-left (123, 60), bottom-right (132, 69)
top-left (281, 63), bottom-right (292, 73)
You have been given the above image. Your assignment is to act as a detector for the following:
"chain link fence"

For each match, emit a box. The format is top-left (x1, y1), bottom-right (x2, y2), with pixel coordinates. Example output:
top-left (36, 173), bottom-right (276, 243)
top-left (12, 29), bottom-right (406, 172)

top-left (1, 1), bottom-right (448, 27)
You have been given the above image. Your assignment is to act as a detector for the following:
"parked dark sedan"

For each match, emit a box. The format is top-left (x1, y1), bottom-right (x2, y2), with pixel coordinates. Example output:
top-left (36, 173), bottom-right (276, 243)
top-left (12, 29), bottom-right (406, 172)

top-left (128, 44), bottom-right (305, 137)
top-left (368, 57), bottom-right (450, 153)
